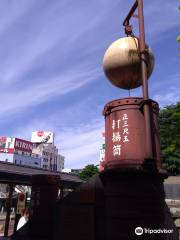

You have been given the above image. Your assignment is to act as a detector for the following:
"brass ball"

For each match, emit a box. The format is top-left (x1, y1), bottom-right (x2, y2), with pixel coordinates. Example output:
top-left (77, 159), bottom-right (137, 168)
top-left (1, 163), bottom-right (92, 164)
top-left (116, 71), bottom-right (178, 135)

top-left (103, 37), bottom-right (154, 89)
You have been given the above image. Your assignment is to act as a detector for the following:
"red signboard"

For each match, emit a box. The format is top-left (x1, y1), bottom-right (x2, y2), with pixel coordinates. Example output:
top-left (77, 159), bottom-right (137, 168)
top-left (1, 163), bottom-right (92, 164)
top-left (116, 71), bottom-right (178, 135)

top-left (37, 131), bottom-right (44, 137)
top-left (14, 138), bottom-right (33, 153)
top-left (0, 147), bottom-right (14, 154)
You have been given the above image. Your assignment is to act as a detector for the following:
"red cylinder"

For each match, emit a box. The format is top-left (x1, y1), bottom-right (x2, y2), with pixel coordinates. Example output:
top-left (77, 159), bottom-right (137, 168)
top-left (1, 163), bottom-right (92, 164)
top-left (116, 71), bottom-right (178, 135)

top-left (103, 97), bottom-right (161, 169)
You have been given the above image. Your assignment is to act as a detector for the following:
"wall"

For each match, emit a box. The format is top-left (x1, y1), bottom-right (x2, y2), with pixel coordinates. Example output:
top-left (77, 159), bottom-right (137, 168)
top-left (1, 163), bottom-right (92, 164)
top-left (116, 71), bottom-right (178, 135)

top-left (13, 154), bottom-right (41, 168)
top-left (0, 153), bottom-right (14, 163)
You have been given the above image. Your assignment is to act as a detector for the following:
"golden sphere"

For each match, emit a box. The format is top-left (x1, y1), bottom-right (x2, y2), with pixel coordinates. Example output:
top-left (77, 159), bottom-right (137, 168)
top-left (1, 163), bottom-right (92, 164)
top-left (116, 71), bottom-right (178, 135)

top-left (103, 37), bottom-right (154, 89)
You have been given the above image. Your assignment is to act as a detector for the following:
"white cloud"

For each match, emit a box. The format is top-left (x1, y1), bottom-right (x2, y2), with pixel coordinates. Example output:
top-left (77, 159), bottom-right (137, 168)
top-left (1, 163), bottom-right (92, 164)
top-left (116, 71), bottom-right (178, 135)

top-left (145, 0), bottom-right (180, 38)
top-left (153, 91), bottom-right (180, 108)
top-left (0, 65), bottom-right (101, 118)
top-left (56, 119), bottom-right (104, 168)
top-left (0, 1), bottom-right (35, 35)
top-left (151, 73), bottom-right (180, 107)
top-left (0, 0), bottom-right (115, 120)
top-left (0, 0), bottom-right (119, 86)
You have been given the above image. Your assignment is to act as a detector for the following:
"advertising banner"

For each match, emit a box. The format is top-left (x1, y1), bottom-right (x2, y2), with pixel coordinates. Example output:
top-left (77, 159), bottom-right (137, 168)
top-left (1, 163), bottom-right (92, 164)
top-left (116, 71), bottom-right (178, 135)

top-left (31, 131), bottom-right (54, 144)
top-left (0, 147), bottom-right (14, 154)
top-left (14, 138), bottom-right (33, 153)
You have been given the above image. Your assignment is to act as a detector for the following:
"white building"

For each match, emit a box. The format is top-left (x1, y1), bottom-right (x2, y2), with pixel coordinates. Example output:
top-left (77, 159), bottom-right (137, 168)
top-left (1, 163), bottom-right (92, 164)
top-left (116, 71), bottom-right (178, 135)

top-left (99, 132), bottom-right (105, 162)
top-left (31, 131), bottom-right (65, 172)
top-left (99, 132), bottom-right (105, 171)
top-left (0, 136), bottom-right (42, 168)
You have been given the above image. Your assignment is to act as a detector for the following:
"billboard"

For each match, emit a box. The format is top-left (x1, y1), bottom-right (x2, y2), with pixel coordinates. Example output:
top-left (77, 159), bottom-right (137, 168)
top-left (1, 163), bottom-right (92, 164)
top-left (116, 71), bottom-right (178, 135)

top-left (0, 148), bottom-right (14, 154)
top-left (31, 131), bottom-right (54, 144)
top-left (14, 138), bottom-right (33, 153)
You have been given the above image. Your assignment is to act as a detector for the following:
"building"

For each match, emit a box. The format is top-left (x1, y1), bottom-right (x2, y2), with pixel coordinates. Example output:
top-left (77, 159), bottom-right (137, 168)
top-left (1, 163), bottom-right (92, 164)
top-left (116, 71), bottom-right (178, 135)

top-left (32, 143), bottom-right (65, 172)
top-left (0, 136), bottom-right (42, 168)
top-left (71, 169), bottom-right (82, 175)
top-left (0, 131), bottom-right (65, 172)
top-left (31, 131), bottom-right (65, 172)
top-left (99, 132), bottom-right (105, 161)
top-left (99, 132), bottom-right (105, 171)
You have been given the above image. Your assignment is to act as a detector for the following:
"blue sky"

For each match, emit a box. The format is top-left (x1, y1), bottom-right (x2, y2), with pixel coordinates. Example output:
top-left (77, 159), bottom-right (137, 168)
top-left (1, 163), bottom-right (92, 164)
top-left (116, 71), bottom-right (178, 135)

top-left (0, 0), bottom-right (179, 169)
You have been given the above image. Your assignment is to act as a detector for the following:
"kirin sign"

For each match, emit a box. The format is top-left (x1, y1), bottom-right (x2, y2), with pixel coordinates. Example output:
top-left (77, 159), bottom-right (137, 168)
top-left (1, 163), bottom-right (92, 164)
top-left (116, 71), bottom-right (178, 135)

top-left (14, 138), bottom-right (33, 153)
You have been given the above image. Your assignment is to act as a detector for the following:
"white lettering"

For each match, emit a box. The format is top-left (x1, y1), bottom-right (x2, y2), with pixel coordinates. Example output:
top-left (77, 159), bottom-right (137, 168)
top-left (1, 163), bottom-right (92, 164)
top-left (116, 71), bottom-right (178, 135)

top-left (122, 113), bottom-right (128, 120)
top-left (122, 120), bottom-right (128, 127)
top-left (123, 128), bottom-right (129, 135)
top-left (15, 140), bottom-right (32, 152)
top-left (113, 145), bottom-right (121, 156)
top-left (112, 119), bottom-right (121, 129)
top-left (112, 120), bottom-right (115, 130)
top-left (123, 136), bottom-right (129, 143)
top-left (112, 132), bottom-right (121, 143)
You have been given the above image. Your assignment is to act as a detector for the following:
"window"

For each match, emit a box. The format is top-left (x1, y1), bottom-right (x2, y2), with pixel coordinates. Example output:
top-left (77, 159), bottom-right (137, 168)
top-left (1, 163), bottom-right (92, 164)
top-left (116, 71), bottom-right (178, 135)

top-left (7, 142), bottom-right (11, 148)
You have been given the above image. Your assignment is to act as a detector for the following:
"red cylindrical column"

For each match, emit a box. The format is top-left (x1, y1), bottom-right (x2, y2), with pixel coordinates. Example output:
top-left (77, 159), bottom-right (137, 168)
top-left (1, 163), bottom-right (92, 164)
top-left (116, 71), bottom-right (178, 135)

top-left (103, 97), bottom-right (161, 170)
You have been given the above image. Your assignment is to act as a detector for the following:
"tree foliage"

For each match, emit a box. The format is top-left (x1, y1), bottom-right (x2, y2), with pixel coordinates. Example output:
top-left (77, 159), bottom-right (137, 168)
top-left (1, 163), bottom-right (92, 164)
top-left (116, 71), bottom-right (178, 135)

top-left (79, 164), bottom-right (99, 180)
top-left (159, 102), bottom-right (180, 175)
